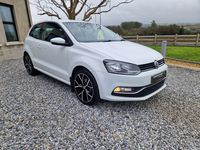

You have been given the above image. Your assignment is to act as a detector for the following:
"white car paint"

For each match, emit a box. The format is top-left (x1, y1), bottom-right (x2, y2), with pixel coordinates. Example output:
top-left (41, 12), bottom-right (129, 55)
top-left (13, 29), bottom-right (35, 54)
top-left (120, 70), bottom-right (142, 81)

top-left (23, 20), bottom-right (168, 102)
top-left (80, 41), bottom-right (163, 65)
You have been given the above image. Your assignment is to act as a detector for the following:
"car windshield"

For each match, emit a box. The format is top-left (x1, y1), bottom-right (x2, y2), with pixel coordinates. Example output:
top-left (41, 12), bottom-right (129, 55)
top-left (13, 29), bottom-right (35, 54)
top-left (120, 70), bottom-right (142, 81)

top-left (63, 22), bottom-right (123, 42)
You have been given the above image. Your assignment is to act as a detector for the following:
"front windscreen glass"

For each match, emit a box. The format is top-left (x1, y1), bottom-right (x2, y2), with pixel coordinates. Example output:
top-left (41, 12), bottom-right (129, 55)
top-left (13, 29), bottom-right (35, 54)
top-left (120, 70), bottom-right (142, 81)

top-left (63, 22), bottom-right (123, 42)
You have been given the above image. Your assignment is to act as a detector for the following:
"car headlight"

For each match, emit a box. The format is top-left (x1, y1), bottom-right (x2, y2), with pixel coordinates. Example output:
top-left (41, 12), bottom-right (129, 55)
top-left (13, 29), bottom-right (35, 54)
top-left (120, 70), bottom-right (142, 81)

top-left (103, 60), bottom-right (141, 75)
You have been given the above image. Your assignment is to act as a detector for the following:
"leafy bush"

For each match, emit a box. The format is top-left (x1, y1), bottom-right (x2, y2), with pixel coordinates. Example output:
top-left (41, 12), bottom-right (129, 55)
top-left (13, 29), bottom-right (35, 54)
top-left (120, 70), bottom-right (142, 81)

top-left (121, 21), bottom-right (142, 30)
top-left (184, 30), bottom-right (192, 35)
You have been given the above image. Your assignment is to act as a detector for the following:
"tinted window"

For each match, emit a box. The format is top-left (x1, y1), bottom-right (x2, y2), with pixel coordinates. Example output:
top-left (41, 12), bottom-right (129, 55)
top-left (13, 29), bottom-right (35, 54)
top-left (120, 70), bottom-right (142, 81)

top-left (29, 23), bottom-right (43, 39)
top-left (29, 22), bottom-right (73, 46)
top-left (42, 23), bottom-right (66, 41)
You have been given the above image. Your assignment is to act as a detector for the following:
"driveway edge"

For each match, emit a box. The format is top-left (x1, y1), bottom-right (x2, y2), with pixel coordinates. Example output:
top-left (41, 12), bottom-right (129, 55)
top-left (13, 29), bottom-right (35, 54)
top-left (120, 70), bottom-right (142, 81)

top-left (166, 63), bottom-right (200, 71)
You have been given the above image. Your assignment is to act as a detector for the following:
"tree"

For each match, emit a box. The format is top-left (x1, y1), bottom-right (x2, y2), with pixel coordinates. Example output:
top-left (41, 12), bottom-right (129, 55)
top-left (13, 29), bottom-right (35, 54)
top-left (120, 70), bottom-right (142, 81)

top-left (168, 24), bottom-right (180, 34)
top-left (157, 24), bottom-right (181, 35)
top-left (179, 26), bottom-right (184, 35)
top-left (107, 25), bottom-right (124, 35)
top-left (33, 0), bottom-right (134, 21)
top-left (121, 21), bottom-right (142, 30)
top-left (157, 26), bottom-right (170, 35)
top-left (146, 27), bottom-right (157, 35)
top-left (151, 20), bottom-right (157, 28)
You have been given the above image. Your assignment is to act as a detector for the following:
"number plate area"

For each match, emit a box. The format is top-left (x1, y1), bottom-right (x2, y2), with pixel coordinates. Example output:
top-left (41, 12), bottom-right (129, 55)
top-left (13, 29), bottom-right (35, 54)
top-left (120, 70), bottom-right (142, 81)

top-left (151, 71), bottom-right (166, 84)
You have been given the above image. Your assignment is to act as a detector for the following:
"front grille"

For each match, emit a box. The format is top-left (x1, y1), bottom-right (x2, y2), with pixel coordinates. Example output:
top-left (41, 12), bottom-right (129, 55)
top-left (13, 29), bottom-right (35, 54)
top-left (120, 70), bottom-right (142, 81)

top-left (139, 62), bottom-right (154, 71)
top-left (139, 58), bottom-right (165, 72)
top-left (158, 58), bottom-right (165, 66)
top-left (112, 79), bottom-right (165, 97)
top-left (134, 79), bottom-right (165, 97)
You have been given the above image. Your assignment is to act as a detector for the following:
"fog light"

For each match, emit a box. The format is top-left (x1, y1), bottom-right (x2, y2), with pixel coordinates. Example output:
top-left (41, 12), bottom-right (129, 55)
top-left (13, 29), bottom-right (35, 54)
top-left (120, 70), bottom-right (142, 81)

top-left (114, 87), bottom-right (121, 92)
top-left (114, 87), bottom-right (132, 92)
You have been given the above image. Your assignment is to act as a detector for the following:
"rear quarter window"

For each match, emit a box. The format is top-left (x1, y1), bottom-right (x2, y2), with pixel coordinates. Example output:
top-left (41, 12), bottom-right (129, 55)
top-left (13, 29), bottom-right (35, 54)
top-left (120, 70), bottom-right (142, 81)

top-left (29, 23), bottom-right (43, 39)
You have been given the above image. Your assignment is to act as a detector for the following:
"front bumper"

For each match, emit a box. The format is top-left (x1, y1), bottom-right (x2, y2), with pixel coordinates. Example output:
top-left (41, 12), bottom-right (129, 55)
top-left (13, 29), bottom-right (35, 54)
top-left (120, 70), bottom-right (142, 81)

top-left (95, 64), bottom-right (168, 101)
top-left (112, 78), bottom-right (166, 97)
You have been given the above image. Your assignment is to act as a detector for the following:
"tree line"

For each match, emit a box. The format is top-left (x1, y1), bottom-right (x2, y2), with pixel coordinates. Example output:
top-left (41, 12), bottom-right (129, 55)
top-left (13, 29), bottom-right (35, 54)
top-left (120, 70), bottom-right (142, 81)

top-left (107, 20), bottom-right (200, 36)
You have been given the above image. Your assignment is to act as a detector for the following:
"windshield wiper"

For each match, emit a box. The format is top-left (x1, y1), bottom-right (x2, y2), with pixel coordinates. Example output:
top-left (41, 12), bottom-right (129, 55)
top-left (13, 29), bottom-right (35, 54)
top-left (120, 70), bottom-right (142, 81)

top-left (103, 39), bottom-right (125, 42)
top-left (103, 40), bottom-right (112, 42)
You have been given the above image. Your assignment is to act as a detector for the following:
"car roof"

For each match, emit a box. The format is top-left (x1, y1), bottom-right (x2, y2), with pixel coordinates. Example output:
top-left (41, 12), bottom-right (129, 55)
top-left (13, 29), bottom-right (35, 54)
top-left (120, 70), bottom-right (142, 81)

top-left (33, 20), bottom-right (96, 26)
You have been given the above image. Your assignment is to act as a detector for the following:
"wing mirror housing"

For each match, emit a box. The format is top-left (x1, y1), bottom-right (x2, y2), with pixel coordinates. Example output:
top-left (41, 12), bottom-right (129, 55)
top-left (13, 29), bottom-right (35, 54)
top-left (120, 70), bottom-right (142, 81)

top-left (50, 37), bottom-right (68, 46)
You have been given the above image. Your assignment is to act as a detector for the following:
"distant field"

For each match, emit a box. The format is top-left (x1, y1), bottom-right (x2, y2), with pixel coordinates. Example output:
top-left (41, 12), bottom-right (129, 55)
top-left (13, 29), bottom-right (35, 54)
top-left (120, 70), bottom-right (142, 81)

top-left (147, 45), bottom-right (200, 62)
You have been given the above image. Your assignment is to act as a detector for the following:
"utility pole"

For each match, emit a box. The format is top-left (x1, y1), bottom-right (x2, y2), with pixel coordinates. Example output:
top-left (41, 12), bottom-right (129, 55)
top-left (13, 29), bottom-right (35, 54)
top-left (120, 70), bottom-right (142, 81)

top-left (99, 0), bottom-right (111, 24)
top-left (100, 4), bottom-right (101, 25)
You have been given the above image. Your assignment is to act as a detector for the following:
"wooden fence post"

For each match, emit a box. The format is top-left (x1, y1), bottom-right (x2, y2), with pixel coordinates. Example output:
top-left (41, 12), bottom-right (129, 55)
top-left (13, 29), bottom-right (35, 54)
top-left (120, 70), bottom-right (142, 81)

top-left (196, 33), bottom-right (199, 46)
top-left (174, 34), bottom-right (178, 46)
top-left (154, 34), bottom-right (157, 45)
top-left (136, 35), bottom-right (139, 43)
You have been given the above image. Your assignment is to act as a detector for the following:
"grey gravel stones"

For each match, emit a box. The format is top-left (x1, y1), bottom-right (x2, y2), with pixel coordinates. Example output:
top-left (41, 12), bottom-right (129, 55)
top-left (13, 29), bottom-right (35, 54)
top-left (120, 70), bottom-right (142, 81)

top-left (0, 58), bottom-right (200, 149)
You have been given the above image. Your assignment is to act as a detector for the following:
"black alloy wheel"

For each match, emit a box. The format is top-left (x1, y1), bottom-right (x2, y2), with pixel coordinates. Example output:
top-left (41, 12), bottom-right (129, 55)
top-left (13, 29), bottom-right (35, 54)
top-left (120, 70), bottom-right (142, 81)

top-left (23, 54), bottom-right (38, 75)
top-left (73, 69), bottom-right (99, 105)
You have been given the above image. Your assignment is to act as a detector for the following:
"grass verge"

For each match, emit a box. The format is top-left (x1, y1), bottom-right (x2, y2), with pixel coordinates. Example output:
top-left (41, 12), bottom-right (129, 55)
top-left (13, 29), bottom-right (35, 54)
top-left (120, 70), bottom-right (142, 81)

top-left (147, 45), bottom-right (200, 62)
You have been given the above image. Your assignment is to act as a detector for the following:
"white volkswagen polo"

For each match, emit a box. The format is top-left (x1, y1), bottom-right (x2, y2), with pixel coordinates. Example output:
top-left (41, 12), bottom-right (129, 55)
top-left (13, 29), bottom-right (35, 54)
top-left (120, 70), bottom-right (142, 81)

top-left (23, 20), bottom-right (168, 105)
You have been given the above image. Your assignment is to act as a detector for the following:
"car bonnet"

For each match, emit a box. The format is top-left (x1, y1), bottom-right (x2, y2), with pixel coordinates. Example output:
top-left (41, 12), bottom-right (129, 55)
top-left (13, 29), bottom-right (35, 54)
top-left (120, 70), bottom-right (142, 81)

top-left (80, 41), bottom-right (163, 65)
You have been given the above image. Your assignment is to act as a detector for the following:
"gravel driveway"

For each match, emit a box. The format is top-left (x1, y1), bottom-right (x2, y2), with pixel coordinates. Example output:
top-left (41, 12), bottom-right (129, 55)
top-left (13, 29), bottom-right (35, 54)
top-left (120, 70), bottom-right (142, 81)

top-left (0, 59), bottom-right (200, 149)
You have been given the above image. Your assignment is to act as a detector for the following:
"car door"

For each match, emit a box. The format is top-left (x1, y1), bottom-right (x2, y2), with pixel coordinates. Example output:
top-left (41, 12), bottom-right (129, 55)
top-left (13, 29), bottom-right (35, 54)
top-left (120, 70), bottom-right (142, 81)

top-left (37, 22), bottom-right (72, 82)
top-left (28, 23), bottom-right (44, 67)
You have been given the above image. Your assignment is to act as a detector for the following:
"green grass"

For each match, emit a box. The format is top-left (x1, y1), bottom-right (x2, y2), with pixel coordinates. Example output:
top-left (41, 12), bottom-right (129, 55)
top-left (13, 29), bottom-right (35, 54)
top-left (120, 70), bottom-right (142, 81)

top-left (147, 45), bottom-right (200, 62)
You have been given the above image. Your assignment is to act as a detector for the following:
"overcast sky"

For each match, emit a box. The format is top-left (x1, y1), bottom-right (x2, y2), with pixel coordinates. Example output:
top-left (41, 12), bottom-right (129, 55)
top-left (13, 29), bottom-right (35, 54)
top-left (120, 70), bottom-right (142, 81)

top-left (29, 0), bottom-right (200, 26)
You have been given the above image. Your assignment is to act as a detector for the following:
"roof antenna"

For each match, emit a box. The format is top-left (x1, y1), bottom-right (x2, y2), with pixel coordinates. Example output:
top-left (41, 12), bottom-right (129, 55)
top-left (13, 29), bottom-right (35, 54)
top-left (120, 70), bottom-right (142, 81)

top-left (100, 6), bottom-right (101, 25)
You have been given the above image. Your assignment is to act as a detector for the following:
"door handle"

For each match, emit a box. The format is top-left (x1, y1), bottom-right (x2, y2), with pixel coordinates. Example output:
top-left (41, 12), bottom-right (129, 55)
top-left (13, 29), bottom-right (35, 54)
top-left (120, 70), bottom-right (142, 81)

top-left (37, 45), bottom-right (41, 49)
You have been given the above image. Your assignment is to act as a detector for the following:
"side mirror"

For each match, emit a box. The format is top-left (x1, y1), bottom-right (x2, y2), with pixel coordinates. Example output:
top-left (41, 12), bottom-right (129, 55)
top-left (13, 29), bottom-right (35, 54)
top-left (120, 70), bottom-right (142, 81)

top-left (50, 37), bottom-right (67, 46)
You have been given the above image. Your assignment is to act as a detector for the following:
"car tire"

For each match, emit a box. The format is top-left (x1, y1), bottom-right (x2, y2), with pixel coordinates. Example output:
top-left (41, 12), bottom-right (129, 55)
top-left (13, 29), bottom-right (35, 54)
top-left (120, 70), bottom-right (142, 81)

top-left (73, 69), bottom-right (99, 105)
top-left (23, 54), bottom-right (38, 75)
